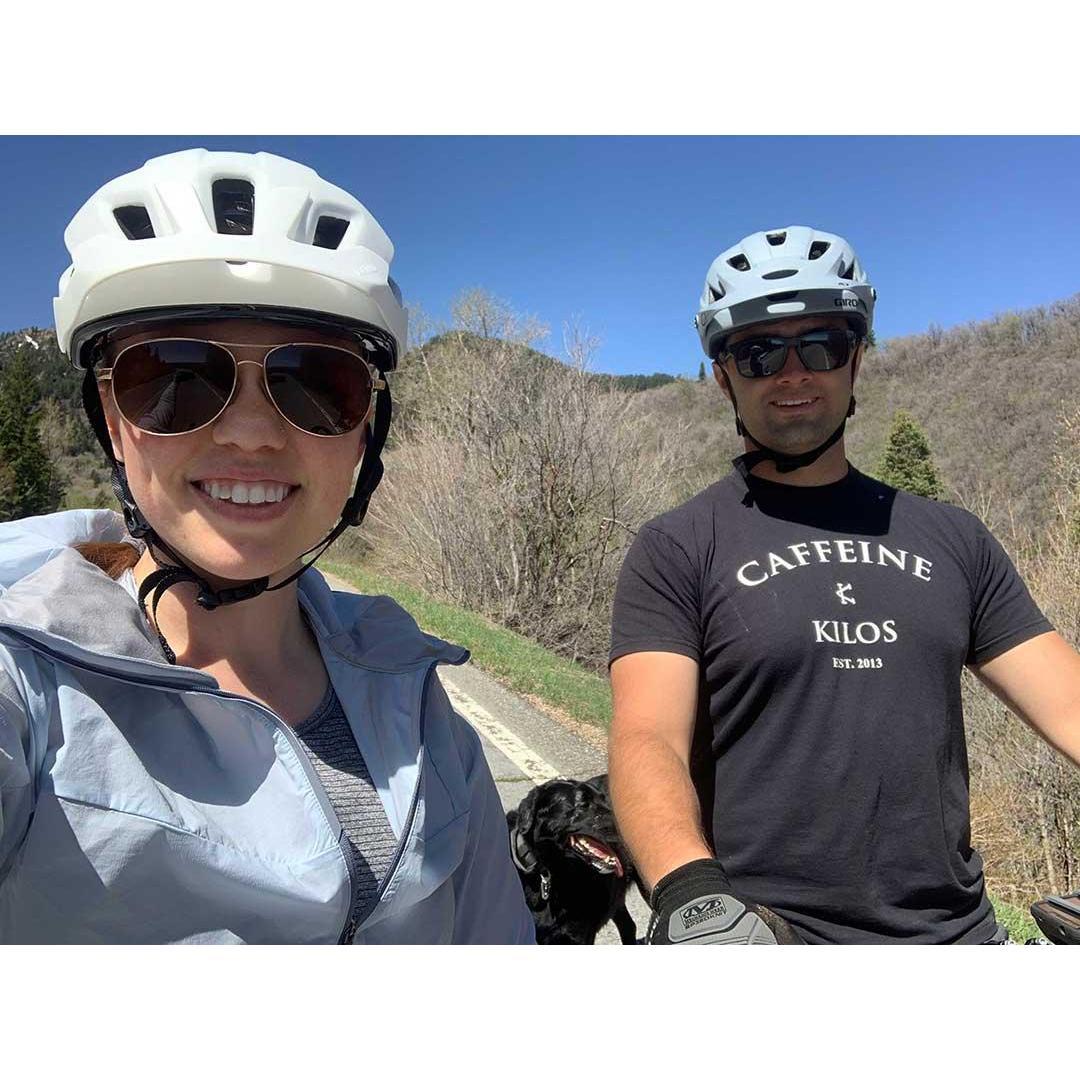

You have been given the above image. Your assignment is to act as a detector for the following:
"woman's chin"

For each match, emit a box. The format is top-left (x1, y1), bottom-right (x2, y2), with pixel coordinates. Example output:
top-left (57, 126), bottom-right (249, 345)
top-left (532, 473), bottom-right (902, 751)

top-left (150, 535), bottom-right (302, 589)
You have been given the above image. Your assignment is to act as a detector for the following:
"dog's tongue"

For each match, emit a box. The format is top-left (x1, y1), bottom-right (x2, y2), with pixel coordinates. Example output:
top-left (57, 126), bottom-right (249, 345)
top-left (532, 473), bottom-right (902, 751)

top-left (569, 834), bottom-right (624, 877)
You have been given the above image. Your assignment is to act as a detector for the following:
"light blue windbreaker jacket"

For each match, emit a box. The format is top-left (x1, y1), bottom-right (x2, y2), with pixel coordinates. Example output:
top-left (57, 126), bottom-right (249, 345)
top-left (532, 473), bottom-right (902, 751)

top-left (0, 510), bottom-right (534, 944)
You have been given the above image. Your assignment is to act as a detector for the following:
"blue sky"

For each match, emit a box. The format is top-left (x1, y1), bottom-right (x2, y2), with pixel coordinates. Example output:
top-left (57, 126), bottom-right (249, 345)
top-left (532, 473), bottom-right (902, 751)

top-left (2, 136), bottom-right (1078, 376)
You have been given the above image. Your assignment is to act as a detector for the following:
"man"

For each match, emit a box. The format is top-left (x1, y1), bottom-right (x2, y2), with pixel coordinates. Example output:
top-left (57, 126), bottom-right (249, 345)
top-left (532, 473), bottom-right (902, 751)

top-left (608, 225), bottom-right (1080, 944)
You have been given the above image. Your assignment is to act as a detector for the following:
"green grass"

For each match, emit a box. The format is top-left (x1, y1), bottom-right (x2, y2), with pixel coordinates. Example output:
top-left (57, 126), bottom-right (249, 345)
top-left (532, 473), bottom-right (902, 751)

top-left (990, 895), bottom-right (1044, 943)
top-left (322, 559), bottom-right (613, 731)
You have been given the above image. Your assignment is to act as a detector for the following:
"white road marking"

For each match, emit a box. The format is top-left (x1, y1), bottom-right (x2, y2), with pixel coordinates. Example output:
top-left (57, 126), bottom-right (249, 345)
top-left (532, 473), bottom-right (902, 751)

top-left (440, 672), bottom-right (560, 784)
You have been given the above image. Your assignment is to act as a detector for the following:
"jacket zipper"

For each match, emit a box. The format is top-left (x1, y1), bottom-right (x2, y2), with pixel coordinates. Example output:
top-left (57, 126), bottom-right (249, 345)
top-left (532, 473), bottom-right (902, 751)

top-left (337, 662), bottom-right (437, 944)
top-left (229, 692), bottom-right (360, 944)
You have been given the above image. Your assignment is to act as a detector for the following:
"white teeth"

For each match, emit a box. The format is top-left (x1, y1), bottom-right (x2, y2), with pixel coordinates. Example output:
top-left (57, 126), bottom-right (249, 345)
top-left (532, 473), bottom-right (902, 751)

top-left (198, 481), bottom-right (291, 504)
top-left (776, 399), bottom-right (812, 406)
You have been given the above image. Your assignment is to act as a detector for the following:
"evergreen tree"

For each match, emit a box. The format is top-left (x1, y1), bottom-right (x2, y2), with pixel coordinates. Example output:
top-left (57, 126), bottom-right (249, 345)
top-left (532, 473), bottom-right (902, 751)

top-left (878, 408), bottom-right (945, 500)
top-left (697, 361), bottom-right (706, 382)
top-left (0, 349), bottom-right (62, 520)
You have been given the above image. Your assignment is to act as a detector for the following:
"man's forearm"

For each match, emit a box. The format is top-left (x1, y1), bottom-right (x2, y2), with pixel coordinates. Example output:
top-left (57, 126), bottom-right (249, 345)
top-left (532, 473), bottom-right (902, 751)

top-left (609, 728), bottom-right (714, 892)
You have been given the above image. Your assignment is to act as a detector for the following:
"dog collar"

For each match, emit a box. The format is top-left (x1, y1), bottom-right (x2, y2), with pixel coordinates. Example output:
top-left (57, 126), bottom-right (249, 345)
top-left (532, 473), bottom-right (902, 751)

top-left (510, 825), bottom-right (551, 901)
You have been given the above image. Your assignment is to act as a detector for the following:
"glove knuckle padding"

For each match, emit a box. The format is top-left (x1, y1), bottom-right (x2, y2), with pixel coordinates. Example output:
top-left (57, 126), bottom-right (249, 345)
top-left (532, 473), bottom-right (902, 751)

top-left (651, 893), bottom-right (778, 944)
top-left (647, 858), bottom-right (794, 945)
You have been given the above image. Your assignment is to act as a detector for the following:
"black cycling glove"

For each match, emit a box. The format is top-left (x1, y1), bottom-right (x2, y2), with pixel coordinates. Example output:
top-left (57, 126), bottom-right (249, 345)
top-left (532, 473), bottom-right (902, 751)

top-left (646, 858), bottom-right (801, 944)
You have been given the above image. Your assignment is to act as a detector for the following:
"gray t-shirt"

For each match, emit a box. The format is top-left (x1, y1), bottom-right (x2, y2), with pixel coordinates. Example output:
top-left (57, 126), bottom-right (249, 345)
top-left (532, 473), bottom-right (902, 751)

top-left (293, 682), bottom-right (398, 936)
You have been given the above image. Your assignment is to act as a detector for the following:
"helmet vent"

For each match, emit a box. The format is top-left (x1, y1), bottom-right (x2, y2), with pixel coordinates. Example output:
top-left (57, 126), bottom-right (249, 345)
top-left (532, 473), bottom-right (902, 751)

top-left (113, 205), bottom-right (155, 240)
top-left (388, 276), bottom-right (402, 304)
top-left (761, 269), bottom-right (797, 280)
top-left (838, 260), bottom-right (856, 281)
top-left (708, 284), bottom-right (725, 302)
top-left (313, 215), bottom-right (350, 249)
top-left (765, 231), bottom-right (786, 246)
top-left (766, 291), bottom-right (798, 302)
top-left (727, 254), bottom-right (751, 271)
top-left (808, 240), bottom-right (830, 260)
top-left (212, 178), bottom-right (255, 235)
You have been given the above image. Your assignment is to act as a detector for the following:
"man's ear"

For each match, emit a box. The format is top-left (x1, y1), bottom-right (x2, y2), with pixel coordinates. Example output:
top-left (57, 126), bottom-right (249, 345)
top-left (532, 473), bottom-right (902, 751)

top-left (712, 359), bottom-right (733, 403)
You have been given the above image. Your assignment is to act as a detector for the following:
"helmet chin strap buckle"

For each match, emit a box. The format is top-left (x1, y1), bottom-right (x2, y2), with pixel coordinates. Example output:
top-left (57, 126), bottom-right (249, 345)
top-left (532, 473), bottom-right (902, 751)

top-left (195, 579), bottom-right (269, 611)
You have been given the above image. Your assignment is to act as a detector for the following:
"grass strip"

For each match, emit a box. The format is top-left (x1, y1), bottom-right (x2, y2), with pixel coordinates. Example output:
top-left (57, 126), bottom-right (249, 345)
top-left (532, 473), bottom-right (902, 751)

top-left (990, 895), bottom-right (1044, 943)
top-left (323, 559), bottom-right (613, 731)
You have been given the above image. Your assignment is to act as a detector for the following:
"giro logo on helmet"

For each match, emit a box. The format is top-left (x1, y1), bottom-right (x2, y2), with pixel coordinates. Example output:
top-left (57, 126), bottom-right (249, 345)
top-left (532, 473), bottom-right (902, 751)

top-left (834, 297), bottom-right (864, 310)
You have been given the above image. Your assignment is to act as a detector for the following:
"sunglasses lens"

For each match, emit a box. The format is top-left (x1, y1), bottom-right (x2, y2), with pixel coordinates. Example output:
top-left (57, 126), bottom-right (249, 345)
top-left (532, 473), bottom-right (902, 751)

top-left (112, 340), bottom-right (234, 434)
top-left (265, 345), bottom-right (373, 436)
top-left (799, 331), bottom-right (851, 371)
top-left (731, 339), bottom-right (786, 378)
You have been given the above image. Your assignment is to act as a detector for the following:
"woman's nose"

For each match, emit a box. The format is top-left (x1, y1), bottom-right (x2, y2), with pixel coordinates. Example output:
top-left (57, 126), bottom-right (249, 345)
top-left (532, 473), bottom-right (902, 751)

top-left (211, 359), bottom-right (289, 451)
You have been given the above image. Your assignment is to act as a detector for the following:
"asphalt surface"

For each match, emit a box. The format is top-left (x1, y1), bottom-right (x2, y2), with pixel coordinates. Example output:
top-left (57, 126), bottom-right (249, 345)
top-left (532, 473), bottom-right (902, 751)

top-left (324, 571), bottom-right (651, 944)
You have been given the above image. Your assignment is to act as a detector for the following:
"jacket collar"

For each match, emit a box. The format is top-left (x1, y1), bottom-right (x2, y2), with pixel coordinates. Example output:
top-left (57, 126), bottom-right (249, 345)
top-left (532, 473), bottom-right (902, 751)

top-left (0, 510), bottom-right (466, 674)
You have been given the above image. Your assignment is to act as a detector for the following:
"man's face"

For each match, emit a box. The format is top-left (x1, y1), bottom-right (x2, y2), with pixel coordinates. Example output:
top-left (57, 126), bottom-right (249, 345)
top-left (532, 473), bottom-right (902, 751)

top-left (99, 318), bottom-right (368, 586)
top-left (713, 314), bottom-right (863, 455)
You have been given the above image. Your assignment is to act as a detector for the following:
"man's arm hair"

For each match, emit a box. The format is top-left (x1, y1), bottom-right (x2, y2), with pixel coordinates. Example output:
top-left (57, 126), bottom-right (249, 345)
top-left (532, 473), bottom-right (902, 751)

top-left (608, 651), bottom-right (714, 893)
top-left (972, 630), bottom-right (1080, 768)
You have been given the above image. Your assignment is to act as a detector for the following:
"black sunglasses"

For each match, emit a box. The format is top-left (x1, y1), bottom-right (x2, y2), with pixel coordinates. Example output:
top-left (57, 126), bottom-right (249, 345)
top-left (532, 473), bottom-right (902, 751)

top-left (722, 329), bottom-right (860, 379)
top-left (99, 338), bottom-right (385, 438)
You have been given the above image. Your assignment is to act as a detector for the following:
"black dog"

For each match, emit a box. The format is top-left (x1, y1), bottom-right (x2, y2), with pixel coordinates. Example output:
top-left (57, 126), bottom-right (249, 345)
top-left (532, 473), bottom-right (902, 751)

top-left (507, 774), bottom-right (641, 944)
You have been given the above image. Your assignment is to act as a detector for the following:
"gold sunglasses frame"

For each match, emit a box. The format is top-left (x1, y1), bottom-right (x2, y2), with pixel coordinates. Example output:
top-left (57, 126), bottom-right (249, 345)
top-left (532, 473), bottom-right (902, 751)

top-left (97, 337), bottom-right (386, 438)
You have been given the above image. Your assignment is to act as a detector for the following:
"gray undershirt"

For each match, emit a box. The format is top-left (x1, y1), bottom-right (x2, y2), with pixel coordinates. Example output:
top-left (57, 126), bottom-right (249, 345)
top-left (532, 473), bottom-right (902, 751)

top-left (293, 682), bottom-right (399, 935)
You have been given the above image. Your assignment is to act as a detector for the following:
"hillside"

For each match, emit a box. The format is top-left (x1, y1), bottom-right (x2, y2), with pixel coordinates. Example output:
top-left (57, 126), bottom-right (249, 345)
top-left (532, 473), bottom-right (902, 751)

top-left (627, 296), bottom-right (1080, 533)
top-left (0, 328), bottom-right (114, 509)
top-left (2, 293), bottom-right (1078, 531)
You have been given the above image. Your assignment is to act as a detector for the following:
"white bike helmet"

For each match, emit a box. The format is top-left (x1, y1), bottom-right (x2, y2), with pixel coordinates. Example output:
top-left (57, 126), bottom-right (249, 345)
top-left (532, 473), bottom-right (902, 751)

top-left (52, 149), bottom-right (405, 641)
top-left (55, 147), bottom-right (406, 370)
top-left (695, 225), bottom-right (875, 359)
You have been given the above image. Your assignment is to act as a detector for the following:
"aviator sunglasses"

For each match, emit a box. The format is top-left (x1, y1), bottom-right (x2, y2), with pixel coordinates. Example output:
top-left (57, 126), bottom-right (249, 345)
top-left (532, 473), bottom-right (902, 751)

top-left (722, 328), bottom-right (860, 379)
top-left (98, 338), bottom-right (385, 437)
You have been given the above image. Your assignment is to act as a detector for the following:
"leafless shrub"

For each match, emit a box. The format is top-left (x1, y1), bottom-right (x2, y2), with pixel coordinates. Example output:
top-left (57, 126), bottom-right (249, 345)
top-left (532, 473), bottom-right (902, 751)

top-left (368, 291), bottom-right (688, 668)
top-left (964, 404), bottom-right (1080, 901)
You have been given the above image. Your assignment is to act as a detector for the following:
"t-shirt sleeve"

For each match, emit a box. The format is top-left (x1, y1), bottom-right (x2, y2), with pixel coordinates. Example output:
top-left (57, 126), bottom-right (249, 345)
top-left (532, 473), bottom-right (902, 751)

top-left (966, 518), bottom-right (1053, 665)
top-left (609, 524), bottom-right (702, 666)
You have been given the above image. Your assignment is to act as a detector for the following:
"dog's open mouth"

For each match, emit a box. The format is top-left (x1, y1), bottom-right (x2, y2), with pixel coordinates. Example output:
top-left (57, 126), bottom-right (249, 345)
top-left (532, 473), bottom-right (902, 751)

top-left (568, 834), bottom-right (624, 877)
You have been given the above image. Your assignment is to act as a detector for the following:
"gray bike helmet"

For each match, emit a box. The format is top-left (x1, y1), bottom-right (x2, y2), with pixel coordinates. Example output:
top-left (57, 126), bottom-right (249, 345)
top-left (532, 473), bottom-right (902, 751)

top-left (695, 225), bottom-right (875, 359)
top-left (695, 226), bottom-right (876, 479)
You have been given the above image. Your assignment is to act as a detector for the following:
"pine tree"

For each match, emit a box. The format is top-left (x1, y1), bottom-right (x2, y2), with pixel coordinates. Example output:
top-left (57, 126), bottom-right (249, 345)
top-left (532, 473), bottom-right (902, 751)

top-left (0, 349), bottom-right (62, 520)
top-left (878, 409), bottom-right (945, 500)
top-left (697, 361), bottom-right (706, 382)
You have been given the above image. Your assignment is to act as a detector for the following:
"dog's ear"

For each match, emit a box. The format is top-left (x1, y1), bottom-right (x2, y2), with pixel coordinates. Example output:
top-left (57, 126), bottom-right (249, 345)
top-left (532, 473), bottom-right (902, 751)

top-left (516, 787), bottom-right (539, 836)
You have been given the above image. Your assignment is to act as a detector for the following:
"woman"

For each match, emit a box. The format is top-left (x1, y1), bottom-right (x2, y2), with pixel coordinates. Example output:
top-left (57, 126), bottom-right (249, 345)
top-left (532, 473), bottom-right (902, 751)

top-left (0, 148), bottom-right (534, 944)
